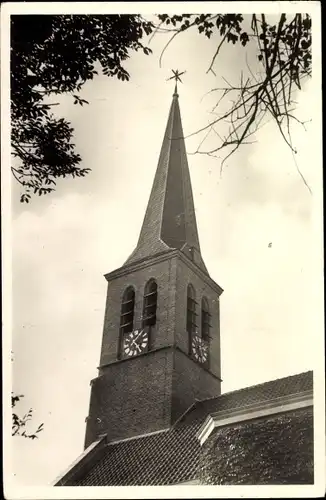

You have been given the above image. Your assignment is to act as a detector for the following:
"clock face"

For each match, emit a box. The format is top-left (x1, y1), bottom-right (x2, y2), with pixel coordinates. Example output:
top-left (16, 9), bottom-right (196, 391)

top-left (191, 335), bottom-right (208, 364)
top-left (123, 329), bottom-right (149, 357)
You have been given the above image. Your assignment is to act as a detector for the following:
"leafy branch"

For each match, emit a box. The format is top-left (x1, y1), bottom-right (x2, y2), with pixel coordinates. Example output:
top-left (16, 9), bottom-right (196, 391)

top-left (11, 15), bottom-right (154, 202)
top-left (12, 393), bottom-right (44, 440)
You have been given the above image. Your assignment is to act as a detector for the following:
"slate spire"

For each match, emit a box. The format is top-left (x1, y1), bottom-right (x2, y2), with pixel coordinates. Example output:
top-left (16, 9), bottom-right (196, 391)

top-left (125, 88), bottom-right (208, 273)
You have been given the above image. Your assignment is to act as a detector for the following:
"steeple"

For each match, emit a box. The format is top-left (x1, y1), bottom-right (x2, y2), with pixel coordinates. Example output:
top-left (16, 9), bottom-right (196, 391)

top-left (125, 87), bottom-right (208, 273)
top-left (83, 83), bottom-right (223, 449)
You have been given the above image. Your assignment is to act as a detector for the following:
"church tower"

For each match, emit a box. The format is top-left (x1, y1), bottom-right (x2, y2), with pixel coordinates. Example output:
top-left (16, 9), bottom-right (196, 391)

top-left (85, 84), bottom-right (223, 448)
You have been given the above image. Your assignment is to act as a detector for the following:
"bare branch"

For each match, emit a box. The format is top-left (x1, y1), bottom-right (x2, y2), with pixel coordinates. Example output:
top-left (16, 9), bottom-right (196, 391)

top-left (159, 30), bottom-right (181, 68)
top-left (291, 148), bottom-right (312, 194)
top-left (206, 27), bottom-right (232, 75)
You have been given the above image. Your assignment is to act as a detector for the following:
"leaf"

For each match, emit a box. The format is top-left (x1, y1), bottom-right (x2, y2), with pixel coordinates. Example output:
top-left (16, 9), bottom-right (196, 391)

top-left (301, 39), bottom-right (311, 49)
top-left (240, 32), bottom-right (249, 46)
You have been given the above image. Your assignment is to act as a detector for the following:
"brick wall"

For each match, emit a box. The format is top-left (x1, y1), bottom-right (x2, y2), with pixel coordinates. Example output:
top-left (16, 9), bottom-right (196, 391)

top-left (85, 348), bottom-right (174, 448)
top-left (171, 349), bottom-right (221, 423)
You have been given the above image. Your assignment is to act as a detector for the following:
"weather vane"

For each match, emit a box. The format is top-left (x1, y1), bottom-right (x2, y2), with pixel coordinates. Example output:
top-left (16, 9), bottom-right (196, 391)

top-left (166, 69), bottom-right (186, 93)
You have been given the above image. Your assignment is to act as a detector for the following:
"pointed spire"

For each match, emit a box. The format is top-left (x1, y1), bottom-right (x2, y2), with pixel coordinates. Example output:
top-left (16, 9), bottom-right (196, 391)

top-left (125, 88), bottom-right (208, 273)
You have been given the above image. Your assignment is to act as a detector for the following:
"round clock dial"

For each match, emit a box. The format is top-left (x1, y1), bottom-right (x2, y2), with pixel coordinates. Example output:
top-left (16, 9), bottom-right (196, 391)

top-left (123, 329), bottom-right (149, 357)
top-left (191, 335), bottom-right (208, 363)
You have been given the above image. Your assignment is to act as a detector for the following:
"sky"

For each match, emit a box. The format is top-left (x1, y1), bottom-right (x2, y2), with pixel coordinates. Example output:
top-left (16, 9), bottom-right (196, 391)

top-left (3, 3), bottom-right (323, 494)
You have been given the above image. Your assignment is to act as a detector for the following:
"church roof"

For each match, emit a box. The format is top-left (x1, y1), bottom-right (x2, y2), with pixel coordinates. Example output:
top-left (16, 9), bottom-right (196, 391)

top-left (58, 370), bottom-right (313, 486)
top-left (125, 87), bottom-right (208, 273)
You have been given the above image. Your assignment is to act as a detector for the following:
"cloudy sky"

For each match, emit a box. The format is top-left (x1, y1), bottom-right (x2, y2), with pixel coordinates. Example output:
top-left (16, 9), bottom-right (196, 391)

top-left (4, 2), bottom-right (323, 493)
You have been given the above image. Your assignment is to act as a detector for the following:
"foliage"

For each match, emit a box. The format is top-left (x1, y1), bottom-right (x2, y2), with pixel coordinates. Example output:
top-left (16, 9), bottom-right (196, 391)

top-left (11, 15), bottom-right (154, 202)
top-left (198, 408), bottom-right (314, 484)
top-left (154, 14), bottom-right (312, 184)
top-left (11, 13), bottom-right (312, 201)
top-left (11, 393), bottom-right (44, 440)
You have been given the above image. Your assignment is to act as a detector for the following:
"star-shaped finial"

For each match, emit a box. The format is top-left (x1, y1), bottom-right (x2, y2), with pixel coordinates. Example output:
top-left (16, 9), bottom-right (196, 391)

top-left (166, 69), bottom-right (186, 84)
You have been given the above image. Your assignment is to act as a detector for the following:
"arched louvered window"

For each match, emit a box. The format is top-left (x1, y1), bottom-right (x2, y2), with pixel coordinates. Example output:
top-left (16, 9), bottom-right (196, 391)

top-left (201, 297), bottom-right (211, 341)
top-left (187, 285), bottom-right (198, 343)
top-left (142, 280), bottom-right (158, 328)
top-left (120, 287), bottom-right (135, 337)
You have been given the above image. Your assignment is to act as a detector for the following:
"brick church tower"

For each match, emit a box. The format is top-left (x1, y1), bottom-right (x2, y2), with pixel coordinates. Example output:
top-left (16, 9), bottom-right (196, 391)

top-left (84, 85), bottom-right (223, 448)
top-left (54, 82), bottom-right (313, 488)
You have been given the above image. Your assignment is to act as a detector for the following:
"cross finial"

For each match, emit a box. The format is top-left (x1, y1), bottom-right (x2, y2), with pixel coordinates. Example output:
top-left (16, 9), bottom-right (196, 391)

top-left (166, 69), bottom-right (186, 96)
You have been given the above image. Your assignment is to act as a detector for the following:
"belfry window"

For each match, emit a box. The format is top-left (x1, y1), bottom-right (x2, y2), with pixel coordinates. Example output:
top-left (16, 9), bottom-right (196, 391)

top-left (120, 287), bottom-right (135, 336)
top-left (142, 280), bottom-right (158, 328)
top-left (187, 284), bottom-right (198, 340)
top-left (201, 297), bottom-right (211, 341)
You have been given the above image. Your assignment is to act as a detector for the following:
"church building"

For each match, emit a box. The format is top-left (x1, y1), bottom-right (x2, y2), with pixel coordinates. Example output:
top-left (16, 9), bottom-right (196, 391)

top-left (54, 83), bottom-right (313, 486)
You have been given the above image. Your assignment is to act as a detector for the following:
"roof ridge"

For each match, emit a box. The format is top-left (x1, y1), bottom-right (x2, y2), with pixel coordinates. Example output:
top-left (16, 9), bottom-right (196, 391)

top-left (172, 400), bottom-right (199, 427)
top-left (198, 370), bottom-right (313, 405)
top-left (205, 388), bottom-right (314, 420)
top-left (106, 427), bottom-right (170, 446)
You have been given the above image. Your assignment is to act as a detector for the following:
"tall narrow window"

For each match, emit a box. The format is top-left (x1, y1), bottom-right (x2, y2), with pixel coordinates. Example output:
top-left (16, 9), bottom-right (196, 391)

top-left (201, 297), bottom-right (211, 342)
top-left (142, 280), bottom-right (158, 328)
top-left (187, 285), bottom-right (198, 348)
top-left (120, 287), bottom-right (135, 337)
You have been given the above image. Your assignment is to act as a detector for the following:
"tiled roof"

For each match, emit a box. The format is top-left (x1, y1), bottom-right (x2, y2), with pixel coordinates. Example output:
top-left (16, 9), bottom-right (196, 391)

top-left (71, 370), bottom-right (313, 486)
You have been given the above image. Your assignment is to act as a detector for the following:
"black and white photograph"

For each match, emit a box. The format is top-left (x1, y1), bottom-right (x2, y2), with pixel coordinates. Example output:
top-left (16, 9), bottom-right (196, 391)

top-left (2, 1), bottom-right (324, 498)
